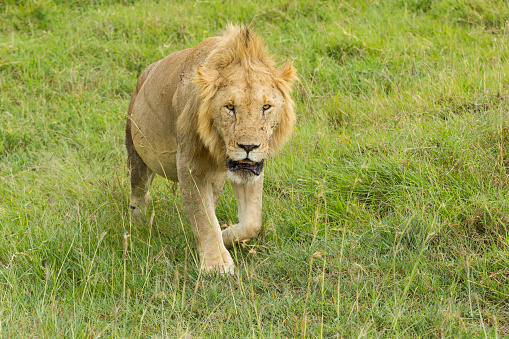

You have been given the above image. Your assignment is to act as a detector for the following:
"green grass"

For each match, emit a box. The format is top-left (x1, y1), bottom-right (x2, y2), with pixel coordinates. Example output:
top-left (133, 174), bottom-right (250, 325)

top-left (1, 0), bottom-right (509, 337)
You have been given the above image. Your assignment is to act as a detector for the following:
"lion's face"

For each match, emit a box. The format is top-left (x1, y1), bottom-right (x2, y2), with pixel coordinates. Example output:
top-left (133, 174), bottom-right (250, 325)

top-left (216, 69), bottom-right (286, 182)
top-left (195, 61), bottom-right (296, 184)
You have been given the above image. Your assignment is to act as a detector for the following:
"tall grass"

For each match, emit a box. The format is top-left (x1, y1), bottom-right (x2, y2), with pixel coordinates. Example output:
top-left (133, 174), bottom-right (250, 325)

top-left (1, 0), bottom-right (508, 337)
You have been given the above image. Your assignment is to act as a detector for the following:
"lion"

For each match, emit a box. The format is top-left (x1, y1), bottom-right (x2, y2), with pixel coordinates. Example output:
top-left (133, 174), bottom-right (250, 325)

top-left (125, 24), bottom-right (297, 274)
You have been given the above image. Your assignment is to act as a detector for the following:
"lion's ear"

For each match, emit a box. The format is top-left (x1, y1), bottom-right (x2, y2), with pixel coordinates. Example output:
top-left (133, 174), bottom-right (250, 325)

top-left (195, 65), bottom-right (220, 87)
top-left (274, 60), bottom-right (297, 85)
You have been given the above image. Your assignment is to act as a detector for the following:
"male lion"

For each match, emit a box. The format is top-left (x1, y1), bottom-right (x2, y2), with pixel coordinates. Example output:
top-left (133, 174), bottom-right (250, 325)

top-left (125, 24), bottom-right (297, 274)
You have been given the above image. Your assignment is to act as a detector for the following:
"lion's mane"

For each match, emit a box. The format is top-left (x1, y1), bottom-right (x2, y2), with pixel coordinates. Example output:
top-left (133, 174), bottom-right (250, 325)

top-left (176, 24), bottom-right (297, 171)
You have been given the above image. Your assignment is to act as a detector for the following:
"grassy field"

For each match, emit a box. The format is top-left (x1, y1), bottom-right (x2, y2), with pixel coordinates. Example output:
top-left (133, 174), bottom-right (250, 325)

top-left (1, 0), bottom-right (509, 337)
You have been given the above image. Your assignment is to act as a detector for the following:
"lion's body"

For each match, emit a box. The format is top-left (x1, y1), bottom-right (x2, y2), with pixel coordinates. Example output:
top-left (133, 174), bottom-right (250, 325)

top-left (127, 37), bottom-right (221, 180)
top-left (126, 25), bottom-right (296, 273)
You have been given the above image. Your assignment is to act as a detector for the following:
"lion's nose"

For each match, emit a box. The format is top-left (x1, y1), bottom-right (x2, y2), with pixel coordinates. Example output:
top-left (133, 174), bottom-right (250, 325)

top-left (237, 143), bottom-right (260, 153)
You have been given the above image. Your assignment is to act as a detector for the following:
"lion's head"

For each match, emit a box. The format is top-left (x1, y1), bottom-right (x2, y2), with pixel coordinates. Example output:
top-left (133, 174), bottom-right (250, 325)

top-left (193, 24), bottom-right (297, 184)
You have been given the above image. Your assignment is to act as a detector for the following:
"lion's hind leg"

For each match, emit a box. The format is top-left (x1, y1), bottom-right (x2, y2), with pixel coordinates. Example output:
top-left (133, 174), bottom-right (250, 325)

top-left (126, 119), bottom-right (155, 224)
top-left (129, 163), bottom-right (155, 224)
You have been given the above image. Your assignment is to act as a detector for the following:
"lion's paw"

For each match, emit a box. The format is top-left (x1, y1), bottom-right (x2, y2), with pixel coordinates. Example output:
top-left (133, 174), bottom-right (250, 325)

top-left (129, 205), bottom-right (146, 225)
top-left (200, 250), bottom-right (235, 275)
top-left (221, 226), bottom-right (238, 248)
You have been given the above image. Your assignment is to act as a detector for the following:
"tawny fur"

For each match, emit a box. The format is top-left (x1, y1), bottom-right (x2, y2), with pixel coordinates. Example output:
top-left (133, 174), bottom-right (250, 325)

top-left (126, 24), bottom-right (297, 274)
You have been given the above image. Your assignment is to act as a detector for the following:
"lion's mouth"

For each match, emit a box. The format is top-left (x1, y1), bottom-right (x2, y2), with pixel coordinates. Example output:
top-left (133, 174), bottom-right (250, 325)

top-left (227, 158), bottom-right (264, 176)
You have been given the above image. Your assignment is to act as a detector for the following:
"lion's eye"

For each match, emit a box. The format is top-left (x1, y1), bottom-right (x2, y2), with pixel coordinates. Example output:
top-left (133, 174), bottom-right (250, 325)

top-left (263, 104), bottom-right (271, 111)
top-left (225, 104), bottom-right (235, 112)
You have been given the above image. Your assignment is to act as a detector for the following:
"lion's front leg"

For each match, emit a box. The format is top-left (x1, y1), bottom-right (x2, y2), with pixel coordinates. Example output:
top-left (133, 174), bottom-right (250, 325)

top-left (222, 172), bottom-right (264, 247)
top-left (177, 166), bottom-right (234, 274)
